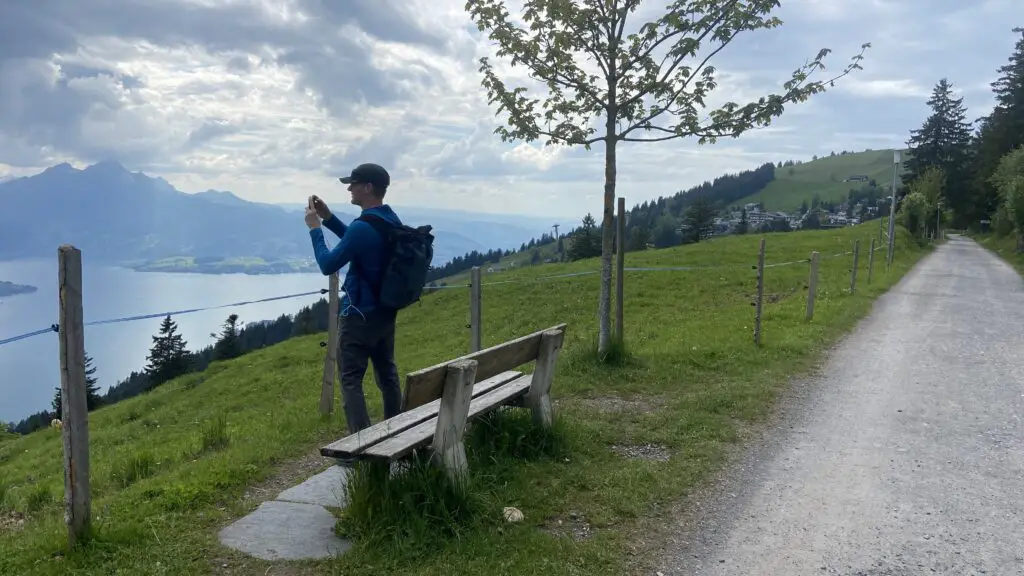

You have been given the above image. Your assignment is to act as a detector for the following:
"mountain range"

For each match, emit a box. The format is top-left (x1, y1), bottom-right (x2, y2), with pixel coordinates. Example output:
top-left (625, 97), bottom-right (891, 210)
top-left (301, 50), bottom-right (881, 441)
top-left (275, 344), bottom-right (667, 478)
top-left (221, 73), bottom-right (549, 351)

top-left (0, 162), bottom-right (569, 271)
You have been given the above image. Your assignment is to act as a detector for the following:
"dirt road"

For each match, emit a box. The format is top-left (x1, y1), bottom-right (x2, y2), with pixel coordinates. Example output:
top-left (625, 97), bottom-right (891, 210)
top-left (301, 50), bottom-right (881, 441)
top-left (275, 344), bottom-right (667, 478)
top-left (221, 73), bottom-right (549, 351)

top-left (658, 236), bottom-right (1024, 575)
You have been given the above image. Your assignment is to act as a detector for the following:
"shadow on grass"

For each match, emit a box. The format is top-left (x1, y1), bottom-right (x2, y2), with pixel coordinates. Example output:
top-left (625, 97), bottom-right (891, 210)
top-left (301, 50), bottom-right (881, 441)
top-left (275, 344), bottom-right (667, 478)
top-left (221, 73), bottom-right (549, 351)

top-left (566, 333), bottom-right (643, 371)
top-left (335, 406), bottom-right (569, 560)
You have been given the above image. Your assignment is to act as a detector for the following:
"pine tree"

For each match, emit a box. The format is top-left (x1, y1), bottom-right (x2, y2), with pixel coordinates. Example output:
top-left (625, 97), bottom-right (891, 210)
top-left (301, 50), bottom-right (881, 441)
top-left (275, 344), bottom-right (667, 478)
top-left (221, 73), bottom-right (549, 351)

top-left (52, 353), bottom-right (103, 416)
top-left (736, 207), bottom-right (750, 234)
top-left (212, 314), bottom-right (243, 361)
top-left (682, 198), bottom-right (716, 243)
top-left (145, 315), bottom-right (190, 388)
top-left (568, 213), bottom-right (601, 261)
top-left (970, 28), bottom-right (1024, 225)
top-left (903, 78), bottom-right (974, 226)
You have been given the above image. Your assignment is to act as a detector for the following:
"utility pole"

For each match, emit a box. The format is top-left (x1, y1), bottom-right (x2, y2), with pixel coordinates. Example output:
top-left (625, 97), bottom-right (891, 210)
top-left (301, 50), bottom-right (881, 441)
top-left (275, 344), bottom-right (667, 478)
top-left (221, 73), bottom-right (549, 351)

top-left (887, 150), bottom-right (899, 268)
top-left (552, 224), bottom-right (562, 260)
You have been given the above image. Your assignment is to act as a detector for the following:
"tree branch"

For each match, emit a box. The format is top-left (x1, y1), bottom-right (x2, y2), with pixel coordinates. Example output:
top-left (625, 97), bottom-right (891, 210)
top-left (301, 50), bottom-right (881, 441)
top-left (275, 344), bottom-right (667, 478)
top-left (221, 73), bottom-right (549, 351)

top-left (618, 33), bottom-right (740, 137)
top-left (619, 0), bottom-right (740, 75)
top-left (619, 3), bottom-right (739, 113)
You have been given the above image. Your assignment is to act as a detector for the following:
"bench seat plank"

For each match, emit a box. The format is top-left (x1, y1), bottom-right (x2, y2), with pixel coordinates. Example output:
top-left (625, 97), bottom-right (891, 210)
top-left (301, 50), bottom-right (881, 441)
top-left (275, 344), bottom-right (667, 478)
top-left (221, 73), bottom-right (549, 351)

top-left (362, 374), bottom-right (533, 461)
top-left (320, 370), bottom-right (523, 459)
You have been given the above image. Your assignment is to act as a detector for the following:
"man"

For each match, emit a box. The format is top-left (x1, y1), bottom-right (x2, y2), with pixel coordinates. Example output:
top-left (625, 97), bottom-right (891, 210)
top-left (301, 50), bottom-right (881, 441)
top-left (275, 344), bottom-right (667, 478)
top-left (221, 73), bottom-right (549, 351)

top-left (305, 162), bottom-right (403, 434)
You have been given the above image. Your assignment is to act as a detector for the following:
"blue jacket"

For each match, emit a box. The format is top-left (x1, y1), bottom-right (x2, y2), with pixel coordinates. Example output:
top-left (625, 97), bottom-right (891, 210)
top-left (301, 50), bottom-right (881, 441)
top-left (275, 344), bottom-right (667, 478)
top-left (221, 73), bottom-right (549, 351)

top-left (309, 205), bottom-right (402, 317)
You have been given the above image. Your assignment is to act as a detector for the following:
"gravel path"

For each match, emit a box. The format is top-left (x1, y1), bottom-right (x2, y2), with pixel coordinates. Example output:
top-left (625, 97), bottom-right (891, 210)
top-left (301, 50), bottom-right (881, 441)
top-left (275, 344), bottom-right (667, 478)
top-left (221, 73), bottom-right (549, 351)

top-left (657, 235), bottom-right (1024, 575)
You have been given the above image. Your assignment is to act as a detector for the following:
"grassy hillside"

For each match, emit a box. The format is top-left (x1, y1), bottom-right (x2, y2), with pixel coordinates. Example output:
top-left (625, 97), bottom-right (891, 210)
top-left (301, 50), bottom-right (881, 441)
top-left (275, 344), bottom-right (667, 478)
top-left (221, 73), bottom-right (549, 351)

top-left (973, 233), bottom-right (1023, 271)
top-left (0, 223), bottom-right (928, 575)
top-left (736, 149), bottom-right (907, 212)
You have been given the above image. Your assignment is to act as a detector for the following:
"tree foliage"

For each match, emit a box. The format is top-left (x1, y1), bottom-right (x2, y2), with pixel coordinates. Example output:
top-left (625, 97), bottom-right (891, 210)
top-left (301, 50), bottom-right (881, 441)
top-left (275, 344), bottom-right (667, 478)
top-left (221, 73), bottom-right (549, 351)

top-left (910, 166), bottom-right (947, 239)
top-left (898, 191), bottom-right (928, 240)
top-left (993, 146), bottom-right (1024, 245)
top-left (681, 197), bottom-right (716, 243)
top-left (568, 213), bottom-right (603, 260)
top-left (969, 28), bottom-right (1024, 224)
top-left (903, 78), bottom-right (974, 227)
top-left (466, 0), bottom-right (869, 355)
top-left (145, 315), bottom-right (191, 389)
top-left (51, 353), bottom-right (103, 416)
top-left (212, 314), bottom-right (243, 361)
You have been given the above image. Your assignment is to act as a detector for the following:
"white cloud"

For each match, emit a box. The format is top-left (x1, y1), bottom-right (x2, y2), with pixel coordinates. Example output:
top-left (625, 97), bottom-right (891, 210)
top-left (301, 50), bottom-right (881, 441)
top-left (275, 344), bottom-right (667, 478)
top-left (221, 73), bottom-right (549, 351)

top-left (0, 0), bottom-right (1019, 220)
top-left (840, 78), bottom-right (931, 99)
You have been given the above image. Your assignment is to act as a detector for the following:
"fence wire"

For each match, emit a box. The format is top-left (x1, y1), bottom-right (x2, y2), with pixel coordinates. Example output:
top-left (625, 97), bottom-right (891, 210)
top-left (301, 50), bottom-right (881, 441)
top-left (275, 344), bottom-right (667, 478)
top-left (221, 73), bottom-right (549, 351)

top-left (0, 244), bottom-right (881, 347)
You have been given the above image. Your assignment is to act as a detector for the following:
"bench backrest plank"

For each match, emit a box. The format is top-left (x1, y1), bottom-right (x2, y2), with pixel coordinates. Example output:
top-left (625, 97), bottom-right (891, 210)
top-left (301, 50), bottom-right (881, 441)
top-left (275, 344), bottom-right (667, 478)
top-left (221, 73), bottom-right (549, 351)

top-left (402, 323), bottom-right (567, 410)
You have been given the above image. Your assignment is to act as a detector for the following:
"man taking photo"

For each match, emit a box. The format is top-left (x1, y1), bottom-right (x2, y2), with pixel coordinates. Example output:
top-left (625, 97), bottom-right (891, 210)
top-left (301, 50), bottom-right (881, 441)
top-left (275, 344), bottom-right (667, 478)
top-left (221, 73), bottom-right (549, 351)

top-left (304, 162), bottom-right (408, 434)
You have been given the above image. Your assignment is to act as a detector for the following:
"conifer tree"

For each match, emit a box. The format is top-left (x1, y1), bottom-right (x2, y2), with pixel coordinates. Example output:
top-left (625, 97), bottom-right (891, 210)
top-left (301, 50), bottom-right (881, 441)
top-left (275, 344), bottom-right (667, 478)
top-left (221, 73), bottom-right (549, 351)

top-left (903, 78), bottom-right (974, 226)
top-left (145, 315), bottom-right (190, 388)
top-left (212, 314), bottom-right (243, 361)
top-left (52, 353), bottom-right (103, 415)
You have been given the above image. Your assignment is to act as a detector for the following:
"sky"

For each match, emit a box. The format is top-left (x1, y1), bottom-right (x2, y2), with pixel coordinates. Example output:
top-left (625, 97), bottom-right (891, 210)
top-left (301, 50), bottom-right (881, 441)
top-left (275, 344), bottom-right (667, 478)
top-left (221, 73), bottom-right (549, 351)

top-left (0, 0), bottom-right (1019, 221)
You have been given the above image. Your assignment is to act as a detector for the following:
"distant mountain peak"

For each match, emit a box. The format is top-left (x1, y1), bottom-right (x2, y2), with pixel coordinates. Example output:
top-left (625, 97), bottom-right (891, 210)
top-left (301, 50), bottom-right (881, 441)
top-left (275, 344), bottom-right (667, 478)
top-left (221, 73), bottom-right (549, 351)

top-left (84, 159), bottom-right (128, 174)
top-left (42, 162), bottom-right (77, 175)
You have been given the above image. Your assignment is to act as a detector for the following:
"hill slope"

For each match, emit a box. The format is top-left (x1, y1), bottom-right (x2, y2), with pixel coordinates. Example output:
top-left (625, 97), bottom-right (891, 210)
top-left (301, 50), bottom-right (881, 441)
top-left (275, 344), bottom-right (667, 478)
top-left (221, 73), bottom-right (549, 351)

top-left (736, 149), bottom-right (907, 212)
top-left (0, 223), bottom-right (929, 575)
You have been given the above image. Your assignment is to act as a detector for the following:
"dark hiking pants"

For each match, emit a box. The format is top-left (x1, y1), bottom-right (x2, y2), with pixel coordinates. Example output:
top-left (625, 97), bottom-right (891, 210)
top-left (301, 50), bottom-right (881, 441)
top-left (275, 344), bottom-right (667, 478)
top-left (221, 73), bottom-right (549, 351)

top-left (337, 308), bottom-right (402, 434)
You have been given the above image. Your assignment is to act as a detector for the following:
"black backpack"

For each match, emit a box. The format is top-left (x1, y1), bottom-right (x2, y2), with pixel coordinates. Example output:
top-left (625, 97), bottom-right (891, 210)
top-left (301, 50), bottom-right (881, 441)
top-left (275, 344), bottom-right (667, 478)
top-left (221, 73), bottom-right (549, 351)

top-left (356, 213), bottom-right (434, 310)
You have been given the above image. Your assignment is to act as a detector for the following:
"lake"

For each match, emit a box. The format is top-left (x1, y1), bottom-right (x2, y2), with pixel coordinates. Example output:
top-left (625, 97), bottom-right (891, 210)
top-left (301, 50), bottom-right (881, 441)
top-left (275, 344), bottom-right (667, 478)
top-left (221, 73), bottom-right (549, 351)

top-left (0, 258), bottom-right (333, 423)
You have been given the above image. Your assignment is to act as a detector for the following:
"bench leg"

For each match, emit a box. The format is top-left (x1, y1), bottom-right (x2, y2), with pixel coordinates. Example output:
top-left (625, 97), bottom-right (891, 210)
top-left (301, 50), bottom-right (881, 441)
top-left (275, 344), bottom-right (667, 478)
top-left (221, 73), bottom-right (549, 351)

top-left (525, 329), bottom-right (565, 429)
top-left (431, 359), bottom-right (477, 487)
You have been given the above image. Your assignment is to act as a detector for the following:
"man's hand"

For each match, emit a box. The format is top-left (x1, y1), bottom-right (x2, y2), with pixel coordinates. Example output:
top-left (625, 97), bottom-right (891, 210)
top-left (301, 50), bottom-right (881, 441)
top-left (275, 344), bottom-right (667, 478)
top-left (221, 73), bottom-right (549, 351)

top-left (305, 199), bottom-right (322, 229)
top-left (310, 195), bottom-right (332, 220)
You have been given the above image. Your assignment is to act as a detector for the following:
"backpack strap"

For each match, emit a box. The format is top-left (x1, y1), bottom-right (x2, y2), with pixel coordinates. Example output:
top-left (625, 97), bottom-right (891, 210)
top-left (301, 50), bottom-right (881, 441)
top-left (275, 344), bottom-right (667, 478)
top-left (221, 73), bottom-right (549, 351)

top-left (352, 214), bottom-right (394, 303)
top-left (355, 213), bottom-right (393, 238)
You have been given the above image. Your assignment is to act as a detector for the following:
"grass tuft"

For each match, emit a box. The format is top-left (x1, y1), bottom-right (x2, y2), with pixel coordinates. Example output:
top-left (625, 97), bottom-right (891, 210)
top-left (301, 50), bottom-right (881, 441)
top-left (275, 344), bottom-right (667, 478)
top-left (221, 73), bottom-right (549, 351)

top-left (337, 406), bottom-right (569, 559)
top-left (111, 451), bottom-right (157, 488)
top-left (198, 413), bottom-right (229, 453)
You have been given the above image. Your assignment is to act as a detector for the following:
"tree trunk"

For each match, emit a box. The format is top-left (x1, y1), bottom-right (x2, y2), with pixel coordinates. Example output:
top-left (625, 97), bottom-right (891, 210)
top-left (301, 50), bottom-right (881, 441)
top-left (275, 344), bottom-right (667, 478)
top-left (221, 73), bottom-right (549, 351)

top-left (598, 119), bottom-right (617, 357)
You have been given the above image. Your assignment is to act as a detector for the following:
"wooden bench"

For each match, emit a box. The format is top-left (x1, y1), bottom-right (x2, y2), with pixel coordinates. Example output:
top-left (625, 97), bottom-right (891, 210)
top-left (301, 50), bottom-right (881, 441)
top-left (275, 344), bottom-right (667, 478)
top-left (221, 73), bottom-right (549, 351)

top-left (320, 323), bottom-right (567, 483)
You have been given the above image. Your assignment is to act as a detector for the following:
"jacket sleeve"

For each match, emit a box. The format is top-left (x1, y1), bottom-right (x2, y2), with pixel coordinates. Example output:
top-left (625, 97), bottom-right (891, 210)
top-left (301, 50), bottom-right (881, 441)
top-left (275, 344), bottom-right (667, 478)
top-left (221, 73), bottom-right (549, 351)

top-left (321, 213), bottom-right (347, 238)
top-left (310, 221), bottom-right (372, 275)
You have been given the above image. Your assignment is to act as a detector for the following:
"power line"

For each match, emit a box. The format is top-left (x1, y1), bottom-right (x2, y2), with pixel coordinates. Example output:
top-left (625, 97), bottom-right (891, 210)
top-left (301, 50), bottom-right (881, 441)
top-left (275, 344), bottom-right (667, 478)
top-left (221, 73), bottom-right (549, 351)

top-left (0, 288), bottom-right (329, 348)
top-left (0, 248), bottom-right (873, 347)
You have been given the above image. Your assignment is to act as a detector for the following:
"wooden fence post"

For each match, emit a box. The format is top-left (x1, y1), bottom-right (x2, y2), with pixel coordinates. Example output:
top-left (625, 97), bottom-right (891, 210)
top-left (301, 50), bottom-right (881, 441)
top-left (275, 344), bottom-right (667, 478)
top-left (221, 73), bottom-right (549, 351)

top-left (867, 238), bottom-right (876, 285)
top-left (850, 239), bottom-right (860, 294)
top-left (806, 251), bottom-right (819, 321)
top-left (615, 196), bottom-right (625, 342)
top-left (319, 272), bottom-right (339, 415)
top-left (470, 266), bottom-right (482, 352)
top-left (754, 238), bottom-right (765, 346)
top-left (58, 245), bottom-right (90, 547)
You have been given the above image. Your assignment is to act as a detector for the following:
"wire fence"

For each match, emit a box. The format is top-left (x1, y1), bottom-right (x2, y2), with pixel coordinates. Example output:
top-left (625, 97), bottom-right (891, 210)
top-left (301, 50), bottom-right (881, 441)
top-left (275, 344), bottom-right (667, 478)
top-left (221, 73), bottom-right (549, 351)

top-left (0, 246), bottom-right (870, 349)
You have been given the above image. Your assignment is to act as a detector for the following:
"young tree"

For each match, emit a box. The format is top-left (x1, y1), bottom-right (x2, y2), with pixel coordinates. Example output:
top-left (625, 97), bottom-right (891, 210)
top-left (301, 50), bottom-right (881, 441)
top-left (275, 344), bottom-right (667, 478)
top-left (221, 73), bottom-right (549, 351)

top-left (145, 314), bottom-right (190, 388)
top-left (911, 166), bottom-right (947, 238)
top-left (52, 352), bottom-right (103, 415)
top-left (212, 313), bottom-right (243, 361)
top-left (466, 0), bottom-right (869, 356)
top-left (898, 191), bottom-right (928, 240)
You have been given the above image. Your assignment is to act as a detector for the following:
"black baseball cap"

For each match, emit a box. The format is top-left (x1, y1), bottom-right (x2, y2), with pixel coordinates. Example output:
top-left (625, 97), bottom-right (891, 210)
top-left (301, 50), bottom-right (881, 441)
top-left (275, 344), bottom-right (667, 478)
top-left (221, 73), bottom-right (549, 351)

top-left (339, 163), bottom-right (390, 188)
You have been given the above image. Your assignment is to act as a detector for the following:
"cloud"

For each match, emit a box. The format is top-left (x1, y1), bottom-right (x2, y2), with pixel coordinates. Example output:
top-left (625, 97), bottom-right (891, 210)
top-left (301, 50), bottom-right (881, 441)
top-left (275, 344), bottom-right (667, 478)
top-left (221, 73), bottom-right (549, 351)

top-left (0, 0), bottom-right (1019, 220)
